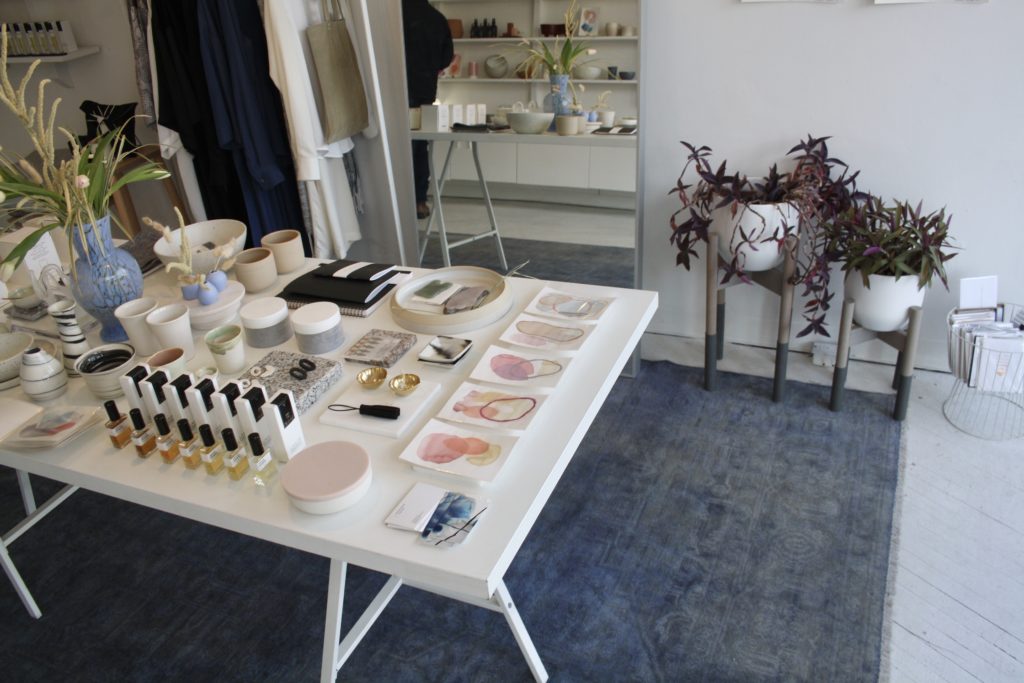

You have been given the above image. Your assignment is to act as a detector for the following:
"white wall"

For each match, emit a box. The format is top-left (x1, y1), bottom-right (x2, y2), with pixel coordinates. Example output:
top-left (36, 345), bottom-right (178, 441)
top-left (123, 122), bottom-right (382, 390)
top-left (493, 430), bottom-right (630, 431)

top-left (640, 0), bottom-right (1024, 370)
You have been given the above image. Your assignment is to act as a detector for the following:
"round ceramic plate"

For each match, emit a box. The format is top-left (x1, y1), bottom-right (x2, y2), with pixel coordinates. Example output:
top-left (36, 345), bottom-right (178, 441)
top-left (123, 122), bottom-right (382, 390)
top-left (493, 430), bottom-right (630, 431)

top-left (390, 266), bottom-right (514, 335)
top-left (187, 280), bottom-right (245, 330)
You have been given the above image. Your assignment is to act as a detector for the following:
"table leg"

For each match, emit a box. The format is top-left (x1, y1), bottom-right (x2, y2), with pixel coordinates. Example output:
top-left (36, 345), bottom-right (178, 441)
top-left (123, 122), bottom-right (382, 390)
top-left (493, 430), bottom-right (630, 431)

top-left (320, 559), bottom-right (347, 683)
top-left (418, 141), bottom-right (456, 267)
top-left (0, 541), bottom-right (41, 619)
top-left (16, 470), bottom-right (35, 515)
top-left (495, 581), bottom-right (549, 682)
top-left (470, 141), bottom-right (508, 271)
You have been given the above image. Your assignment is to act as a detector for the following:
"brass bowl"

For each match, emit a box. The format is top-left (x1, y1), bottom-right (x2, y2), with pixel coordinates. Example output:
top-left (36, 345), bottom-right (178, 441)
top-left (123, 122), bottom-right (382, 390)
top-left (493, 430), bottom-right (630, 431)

top-left (388, 373), bottom-right (420, 397)
top-left (357, 366), bottom-right (387, 389)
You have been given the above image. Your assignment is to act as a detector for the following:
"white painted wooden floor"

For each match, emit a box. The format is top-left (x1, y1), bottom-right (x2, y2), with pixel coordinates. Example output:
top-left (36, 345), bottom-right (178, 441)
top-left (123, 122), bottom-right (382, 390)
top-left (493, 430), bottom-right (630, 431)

top-left (644, 334), bottom-right (1024, 683)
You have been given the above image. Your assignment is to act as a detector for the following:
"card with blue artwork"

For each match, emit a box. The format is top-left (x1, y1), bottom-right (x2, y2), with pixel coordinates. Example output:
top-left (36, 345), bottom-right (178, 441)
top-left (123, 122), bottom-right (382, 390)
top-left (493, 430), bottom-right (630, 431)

top-left (416, 489), bottom-right (488, 548)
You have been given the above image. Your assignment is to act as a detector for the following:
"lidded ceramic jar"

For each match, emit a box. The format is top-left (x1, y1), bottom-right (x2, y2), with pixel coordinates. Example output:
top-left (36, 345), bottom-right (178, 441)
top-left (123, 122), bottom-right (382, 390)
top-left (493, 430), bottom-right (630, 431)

top-left (291, 302), bottom-right (345, 355)
top-left (20, 346), bottom-right (68, 402)
top-left (240, 297), bottom-right (293, 349)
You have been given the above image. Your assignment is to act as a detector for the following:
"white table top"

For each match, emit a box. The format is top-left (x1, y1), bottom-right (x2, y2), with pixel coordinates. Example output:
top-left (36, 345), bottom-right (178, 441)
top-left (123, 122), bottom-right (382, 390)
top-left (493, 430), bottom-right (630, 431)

top-left (410, 129), bottom-right (638, 148)
top-left (0, 265), bottom-right (657, 600)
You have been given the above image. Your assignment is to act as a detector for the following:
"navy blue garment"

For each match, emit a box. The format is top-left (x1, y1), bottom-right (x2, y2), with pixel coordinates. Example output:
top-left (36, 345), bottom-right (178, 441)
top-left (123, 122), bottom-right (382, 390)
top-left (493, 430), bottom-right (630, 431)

top-left (196, 0), bottom-right (309, 252)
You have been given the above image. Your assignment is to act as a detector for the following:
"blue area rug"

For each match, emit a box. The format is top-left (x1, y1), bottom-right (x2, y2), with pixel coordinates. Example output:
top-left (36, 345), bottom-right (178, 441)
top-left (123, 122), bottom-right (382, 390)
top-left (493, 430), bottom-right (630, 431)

top-left (0, 361), bottom-right (901, 681)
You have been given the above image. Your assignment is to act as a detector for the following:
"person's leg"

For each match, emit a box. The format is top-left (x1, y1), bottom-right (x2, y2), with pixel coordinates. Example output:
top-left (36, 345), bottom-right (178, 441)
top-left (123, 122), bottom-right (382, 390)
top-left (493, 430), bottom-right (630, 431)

top-left (412, 140), bottom-right (430, 218)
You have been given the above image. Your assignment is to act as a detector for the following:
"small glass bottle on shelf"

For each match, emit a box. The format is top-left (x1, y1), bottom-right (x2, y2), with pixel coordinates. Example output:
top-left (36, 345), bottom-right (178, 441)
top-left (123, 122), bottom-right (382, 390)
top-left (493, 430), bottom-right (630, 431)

top-left (198, 423), bottom-right (224, 475)
top-left (103, 400), bottom-right (131, 450)
top-left (221, 428), bottom-right (249, 481)
top-left (178, 419), bottom-right (202, 470)
top-left (248, 432), bottom-right (278, 487)
top-left (153, 413), bottom-right (180, 464)
top-left (129, 408), bottom-right (157, 458)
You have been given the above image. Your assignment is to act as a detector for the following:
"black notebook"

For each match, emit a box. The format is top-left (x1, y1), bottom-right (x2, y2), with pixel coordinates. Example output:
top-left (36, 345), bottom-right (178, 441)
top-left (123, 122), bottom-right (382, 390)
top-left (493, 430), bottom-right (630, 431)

top-left (281, 283), bottom-right (396, 317)
top-left (282, 269), bottom-right (395, 304)
top-left (312, 259), bottom-right (396, 282)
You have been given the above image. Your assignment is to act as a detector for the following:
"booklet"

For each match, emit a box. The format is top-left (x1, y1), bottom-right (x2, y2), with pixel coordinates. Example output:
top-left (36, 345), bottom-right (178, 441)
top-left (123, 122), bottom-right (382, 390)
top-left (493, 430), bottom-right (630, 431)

top-left (386, 482), bottom-right (488, 548)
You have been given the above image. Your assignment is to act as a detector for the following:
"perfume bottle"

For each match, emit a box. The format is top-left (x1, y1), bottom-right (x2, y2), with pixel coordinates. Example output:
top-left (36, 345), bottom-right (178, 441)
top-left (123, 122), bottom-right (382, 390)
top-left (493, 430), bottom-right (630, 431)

top-left (103, 400), bottom-right (131, 449)
top-left (248, 433), bottom-right (278, 487)
top-left (221, 428), bottom-right (249, 481)
top-left (198, 424), bottom-right (224, 475)
top-left (129, 408), bottom-right (157, 458)
top-left (153, 413), bottom-right (180, 464)
top-left (178, 419), bottom-right (202, 470)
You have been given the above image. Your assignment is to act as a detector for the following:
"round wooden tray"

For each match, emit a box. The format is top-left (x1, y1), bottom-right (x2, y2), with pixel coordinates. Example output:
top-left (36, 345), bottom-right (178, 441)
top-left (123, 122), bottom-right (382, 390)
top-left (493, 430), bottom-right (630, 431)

top-left (390, 266), bottom-right (514, 334)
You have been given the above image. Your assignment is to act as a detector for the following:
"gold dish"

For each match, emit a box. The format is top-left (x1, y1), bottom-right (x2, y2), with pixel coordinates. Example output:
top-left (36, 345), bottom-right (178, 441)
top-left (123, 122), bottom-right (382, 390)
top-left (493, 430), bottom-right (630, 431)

top-left (357, 366), bottom-right (387, 389)
top-left (388, 373), bottom-right (420, 396)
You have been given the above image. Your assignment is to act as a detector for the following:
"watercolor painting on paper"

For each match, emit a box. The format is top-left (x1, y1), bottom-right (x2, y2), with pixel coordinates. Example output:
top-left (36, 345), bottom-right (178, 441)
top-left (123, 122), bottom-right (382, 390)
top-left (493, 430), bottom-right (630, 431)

top-left (524, 286), bottom-right (614, 322)
top-left (469, 345), bottom-right (571, 390)
top-left (399, 419), bottom-right (520, 483)
top-left (498, 313), bottom-right (594, 352)
top-left (437, 381), bottom-right (547, 433)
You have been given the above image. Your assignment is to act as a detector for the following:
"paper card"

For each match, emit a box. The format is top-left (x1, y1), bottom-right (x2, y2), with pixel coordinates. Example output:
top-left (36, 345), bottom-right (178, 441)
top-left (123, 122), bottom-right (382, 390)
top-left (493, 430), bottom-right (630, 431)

top-left (469, 344), bottom-right (571, 390)
top-left (437, 381), bottom-right (546, 433)
top-left (385, 482), bottom-right (448, 532)
top-left (399, 419), bottom-right (520, 483)
top-left (960, 276), bottom-right (998, 310)
top-left (417, 489), bottom-right (489, 548)
top-left (499, 313), bottom-right (594, 353)
top-left (3, 405), bottom-right (100, 449)
top-left (524, 286), bottom-right (614, 322)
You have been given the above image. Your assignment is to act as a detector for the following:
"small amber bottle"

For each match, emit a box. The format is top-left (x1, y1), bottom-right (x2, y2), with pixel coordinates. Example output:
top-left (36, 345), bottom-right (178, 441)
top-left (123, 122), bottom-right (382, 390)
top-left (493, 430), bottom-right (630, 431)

top-left (103, 400), bottom-right (132, 450)
top-left (153, 413), bottom-right (180, 464)
top-left (248, 433), bottom-right (278, 487)
top-left (222, 428), bottom-right (250, 481)
top-left (129, 408), bottom-right (157, 458)
top-left (178, 419), bottom-right (202, 470)
top-left (198, 424), bottom-right (224, 475)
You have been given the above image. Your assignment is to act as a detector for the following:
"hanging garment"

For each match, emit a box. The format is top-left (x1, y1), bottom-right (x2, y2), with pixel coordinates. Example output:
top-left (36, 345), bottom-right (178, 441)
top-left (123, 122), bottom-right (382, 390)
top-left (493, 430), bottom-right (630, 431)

top-left (125, 0), bottom-right (155, 124)
top-left (151, 0), bottom-right (248, 223)
top-left (263, 0), bottom-right (362, 258)
top-left (197, 0), bottom-right (308, 250)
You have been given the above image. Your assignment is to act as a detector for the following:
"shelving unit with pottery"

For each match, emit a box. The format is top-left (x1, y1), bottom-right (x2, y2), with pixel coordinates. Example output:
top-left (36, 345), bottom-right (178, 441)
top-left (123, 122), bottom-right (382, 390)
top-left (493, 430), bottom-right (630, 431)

top-left (429, 0), bottom-right (639, 194)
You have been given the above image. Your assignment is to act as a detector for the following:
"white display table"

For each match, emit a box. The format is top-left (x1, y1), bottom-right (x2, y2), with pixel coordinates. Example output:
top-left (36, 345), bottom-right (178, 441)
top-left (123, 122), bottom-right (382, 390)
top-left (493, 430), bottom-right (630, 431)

top-left (0, 264), bottom-right (657, 682)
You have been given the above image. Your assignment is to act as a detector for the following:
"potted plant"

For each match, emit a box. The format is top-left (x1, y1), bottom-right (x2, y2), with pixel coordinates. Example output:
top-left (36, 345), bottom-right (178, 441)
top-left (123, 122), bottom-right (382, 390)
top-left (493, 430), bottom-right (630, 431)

top-left (143, 211), bottom-right (235, 306)
top-left (669, 135), bottom-right (862, 337)
top-left (516, 0), bottom-right (594, 119)
top-left (828, 196), bottom-right (957, 332)
top-left (0, 30), bottom-right (170, 341)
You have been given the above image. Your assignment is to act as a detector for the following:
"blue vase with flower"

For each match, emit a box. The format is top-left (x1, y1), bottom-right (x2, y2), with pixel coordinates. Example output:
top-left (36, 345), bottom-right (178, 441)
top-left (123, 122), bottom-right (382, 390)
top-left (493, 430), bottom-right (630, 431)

top-left (69, 214), bottom-right (143, 342)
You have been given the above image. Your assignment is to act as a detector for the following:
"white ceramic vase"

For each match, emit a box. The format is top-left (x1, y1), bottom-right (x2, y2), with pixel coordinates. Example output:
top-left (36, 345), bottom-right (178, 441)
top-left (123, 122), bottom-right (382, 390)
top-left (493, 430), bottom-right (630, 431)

top-left (48, 299), bottom-right (90, 376)
top-left (20, 346), bottom-right (68, 402)
top-left (712, 202), bottom-right (798, 273)
top-left (845, 272), bottom-right (926, 332)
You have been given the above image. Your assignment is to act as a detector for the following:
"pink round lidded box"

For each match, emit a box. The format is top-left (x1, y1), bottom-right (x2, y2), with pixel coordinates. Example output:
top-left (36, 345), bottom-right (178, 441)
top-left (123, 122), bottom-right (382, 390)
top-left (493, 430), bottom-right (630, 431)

top-left (280, 441), bottom-right (372, 514)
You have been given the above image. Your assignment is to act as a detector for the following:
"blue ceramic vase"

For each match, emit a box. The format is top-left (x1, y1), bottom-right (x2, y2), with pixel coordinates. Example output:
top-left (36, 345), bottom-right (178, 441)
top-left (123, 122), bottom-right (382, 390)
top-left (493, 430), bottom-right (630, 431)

top-left (69, 214), bottom-right (143, 343)
top-left (543, 74), bottom-right (572, 121)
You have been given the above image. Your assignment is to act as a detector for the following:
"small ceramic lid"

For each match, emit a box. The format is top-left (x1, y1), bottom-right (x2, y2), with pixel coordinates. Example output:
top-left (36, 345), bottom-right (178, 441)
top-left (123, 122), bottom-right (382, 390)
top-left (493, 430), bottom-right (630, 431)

top-left (281, 441), bottom-right (371, 503)
top-left (291, 301), bottom-right (341, 336)
top-left (240, 297), bottom-right (289, 329)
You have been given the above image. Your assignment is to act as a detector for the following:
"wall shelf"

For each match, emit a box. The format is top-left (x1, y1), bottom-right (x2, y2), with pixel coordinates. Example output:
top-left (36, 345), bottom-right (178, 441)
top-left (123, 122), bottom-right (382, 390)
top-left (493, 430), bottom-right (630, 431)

top-left (5, 47), bottom-right (101, 88)
top-left (439, 78), bottom-right (637, 85)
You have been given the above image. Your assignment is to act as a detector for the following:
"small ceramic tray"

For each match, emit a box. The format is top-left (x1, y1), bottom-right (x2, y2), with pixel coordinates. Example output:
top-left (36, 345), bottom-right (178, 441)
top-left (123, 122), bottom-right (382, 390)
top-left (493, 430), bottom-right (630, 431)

top-left (390, 266), bottom-right (514, 335)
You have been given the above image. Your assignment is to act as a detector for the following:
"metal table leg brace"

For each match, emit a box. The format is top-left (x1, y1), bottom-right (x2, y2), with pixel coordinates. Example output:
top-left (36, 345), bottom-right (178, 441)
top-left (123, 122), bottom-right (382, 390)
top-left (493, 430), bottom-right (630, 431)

top-left (320, 558), bottom-right (548, 682)
top-left (704, 233), bottom-right (797, 402)
top-left (417, 140), bottom-right (508, 271)
top-left (830, 299), bottom-right (923, 421)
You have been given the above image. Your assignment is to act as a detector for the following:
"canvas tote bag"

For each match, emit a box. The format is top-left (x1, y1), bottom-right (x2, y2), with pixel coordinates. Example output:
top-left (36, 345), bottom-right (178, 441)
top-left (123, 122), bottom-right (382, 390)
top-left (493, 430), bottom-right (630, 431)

top-left (306, 0), bottom-right (369, 142)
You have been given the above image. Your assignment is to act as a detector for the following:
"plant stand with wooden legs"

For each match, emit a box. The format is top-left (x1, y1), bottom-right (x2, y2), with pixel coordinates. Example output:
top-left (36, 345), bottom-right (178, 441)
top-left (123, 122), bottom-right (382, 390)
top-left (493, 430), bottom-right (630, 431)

top-left (704, 233), bottom-right (797, 402)
top-left (829, 299), bottom-right (923, 421)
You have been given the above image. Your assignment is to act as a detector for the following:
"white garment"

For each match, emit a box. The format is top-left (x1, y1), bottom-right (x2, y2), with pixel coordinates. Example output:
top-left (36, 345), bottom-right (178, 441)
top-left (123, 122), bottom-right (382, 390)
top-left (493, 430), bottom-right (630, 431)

top-left (264, 0), bottom-right (362, 258)
top-left (146, 9), bottom-right (207, 223)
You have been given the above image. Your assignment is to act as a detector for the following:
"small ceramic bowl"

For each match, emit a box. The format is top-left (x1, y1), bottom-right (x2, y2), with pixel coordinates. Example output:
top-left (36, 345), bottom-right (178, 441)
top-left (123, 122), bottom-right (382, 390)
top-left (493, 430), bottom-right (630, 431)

top-left (146, 347), bottom-right (188, 379)
top-left (357, 366), bottom-right (387, 389)
top-left (618, 70), bottom-right (636, 81)
top-left (389, 373), bottom-right (420, 397)
top-left (0, 331), bottom-right (34, 382)
top-left (74, 343), bottom-right (136, 399)
top-left (9, 286), bottom-right (41, 310)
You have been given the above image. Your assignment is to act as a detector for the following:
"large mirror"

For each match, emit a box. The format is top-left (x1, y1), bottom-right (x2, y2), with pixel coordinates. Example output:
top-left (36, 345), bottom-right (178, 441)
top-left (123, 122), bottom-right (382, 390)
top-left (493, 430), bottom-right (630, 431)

top-left (398, 0), bottom-right (641, 292)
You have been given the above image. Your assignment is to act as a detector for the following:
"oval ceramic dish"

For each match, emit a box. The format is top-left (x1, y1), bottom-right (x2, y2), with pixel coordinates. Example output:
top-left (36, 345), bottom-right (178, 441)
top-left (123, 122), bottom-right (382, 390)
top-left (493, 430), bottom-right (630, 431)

top-left (280, 441), bottom-right (372, 515)
top-left (390, 266), bottom-right (514, 335)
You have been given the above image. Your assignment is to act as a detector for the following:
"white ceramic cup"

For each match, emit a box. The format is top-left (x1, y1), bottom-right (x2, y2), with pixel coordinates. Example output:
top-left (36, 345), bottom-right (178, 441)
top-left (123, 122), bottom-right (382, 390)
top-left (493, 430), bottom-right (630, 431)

top-left (114, 296), bottom-right (160, 356)
top-left (622, 25), bottom-right (637, 37)
top-left (605, 22), bottom-right (620, 37)
top-left (204, 324), bottom-right (246, 375)
top-left (261, 230), bottom-right (305, 274)
top-left (555, 115), bottom-right (579, 136)
top-left (145, 303), bottom-right (195, 360)
top-left (598, 110), bottom-right (616, 127)
top-left (409, 107), bottom-right (422, 130)
top-left (146, 346), bottom-right (188, 379)
top-left (234, 247), bottom-right (279, 292)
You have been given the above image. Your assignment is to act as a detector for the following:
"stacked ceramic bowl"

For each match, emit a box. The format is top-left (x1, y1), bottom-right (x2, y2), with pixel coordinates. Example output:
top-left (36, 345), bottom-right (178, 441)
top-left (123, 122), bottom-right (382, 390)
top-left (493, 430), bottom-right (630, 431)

top-left (74, 343), bottom-right (137, 399)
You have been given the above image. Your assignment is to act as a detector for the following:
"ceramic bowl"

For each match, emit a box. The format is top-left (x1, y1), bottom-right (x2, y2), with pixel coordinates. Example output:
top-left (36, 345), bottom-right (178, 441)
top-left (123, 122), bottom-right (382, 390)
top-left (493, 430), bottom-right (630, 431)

top-left (0, 331), bottom-right (34, 382)
top-left (484, 55), bottom-right (509, 79)
top-left (508, 112), bottom-right (554, 135)
top-left (153, 219), bottom-right (246, 274)
top-left (618, 70), bottom-right (636, 81)
top-left (618, 115), bottom-right (638, 126)
top-left (388, 373), bottom-right (420, 397)
top-left (572, 65), bottom-right (602, 80)
top-left (9, 286), bottom-right (41, 310)
top-left (74, 343), bottom-right (136, 399)
top-left (357, 366), bottom-right (387, 389)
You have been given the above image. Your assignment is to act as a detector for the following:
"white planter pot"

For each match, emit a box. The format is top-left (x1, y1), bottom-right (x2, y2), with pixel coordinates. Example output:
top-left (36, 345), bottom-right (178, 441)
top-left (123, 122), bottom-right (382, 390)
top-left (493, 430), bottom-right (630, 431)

top-left (845, 272), bottom-right (926, 332)
top-left (712, 202), bottom-right (798, 272)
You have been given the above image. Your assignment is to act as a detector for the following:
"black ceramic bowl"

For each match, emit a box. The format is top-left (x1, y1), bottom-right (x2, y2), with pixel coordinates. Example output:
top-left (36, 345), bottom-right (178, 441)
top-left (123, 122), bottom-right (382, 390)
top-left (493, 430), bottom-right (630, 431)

top-left (74, 343), bottom-right (136, 398)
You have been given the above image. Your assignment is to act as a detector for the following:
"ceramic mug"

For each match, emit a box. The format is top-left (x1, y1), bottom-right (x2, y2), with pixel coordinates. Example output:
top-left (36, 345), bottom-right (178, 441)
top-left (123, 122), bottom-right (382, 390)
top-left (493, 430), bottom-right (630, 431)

top-left (234, 247), bottom-right (278, 292)
top-left (555, 115), bottom-right (579, 136)
top-left (604, 22), bottom-right (620, 37)
top-left (115, 296), bottom-right (160, 356)
top-left (204, 324), bottom-right (246, 375)
top-left (146, 346), bottom-right (188, 379)
top-left (145, 303), bottom-right (195, 360)
top-left (598, 110), bottom-right (616, 127)
top-left (261, 230), bottom-right (305, 274)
